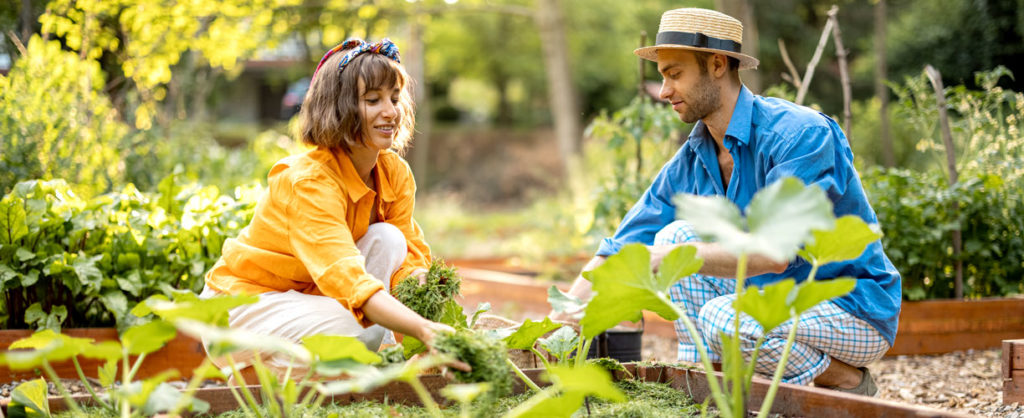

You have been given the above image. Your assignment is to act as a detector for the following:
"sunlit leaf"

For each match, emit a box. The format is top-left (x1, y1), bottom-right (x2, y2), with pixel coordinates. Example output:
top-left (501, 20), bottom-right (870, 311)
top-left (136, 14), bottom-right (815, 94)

top-left (538, 326), bottom-right (579, 361)
top-left (676, 177), bottom-right (834, 262)
top-left (581, 244), bottom-right (693, 338)
top-left (136, 293), bottom-right (258, 327)
top-left (174, 319), bottom-right (310, 363)
top-left (98, 359), bottom-right (118, 387)
top-left (469, 302), bottom-right (491, 328)
top-left (9, 378), bottom-right (50, 417)
top-left (402, 336), bottom-right (427, 359)
top-left (655, 244), bottom-right (703, 289)
top-left (547, 285), bottom-right (586, 317)
top-left (302, 335), bottom-right (381, 365)
top-left (799, 215), bottom-right (882, 266)
top-left (81, 340), bottom-right (122, 361)
top-left (733, 279), bottom-right (797, 331)
top-left (441, 383), bottom-right (492, 404)
top-left (439, 299), bottom-right (468, 329)
top-left (503, 317), bottom-right (561, 350)
top-left (122, 320), bottom-right (176, 355)
top-left (790, 278), bottom-right (857, 315)
top-left (316, 354), bottom-right (451, 396)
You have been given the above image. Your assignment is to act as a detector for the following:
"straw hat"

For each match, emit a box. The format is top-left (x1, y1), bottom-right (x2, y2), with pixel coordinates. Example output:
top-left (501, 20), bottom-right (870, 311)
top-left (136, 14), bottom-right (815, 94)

top-left (634, 8), bottom-right (759, 70)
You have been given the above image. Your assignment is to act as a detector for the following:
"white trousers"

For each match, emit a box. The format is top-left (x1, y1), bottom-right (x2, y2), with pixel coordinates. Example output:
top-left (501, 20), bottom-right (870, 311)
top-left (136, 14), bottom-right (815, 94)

top-left (200, 222), bottom-right (407, 375)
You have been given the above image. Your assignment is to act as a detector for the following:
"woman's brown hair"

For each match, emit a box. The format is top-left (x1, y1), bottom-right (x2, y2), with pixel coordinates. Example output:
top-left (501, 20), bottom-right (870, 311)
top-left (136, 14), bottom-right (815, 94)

top-left (298, 49), bottom-right (415, 155)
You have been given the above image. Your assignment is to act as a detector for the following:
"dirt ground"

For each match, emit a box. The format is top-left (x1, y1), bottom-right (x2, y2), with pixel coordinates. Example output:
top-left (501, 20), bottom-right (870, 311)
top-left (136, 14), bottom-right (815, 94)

top-left (641, 333), bottom-right (1024, 417)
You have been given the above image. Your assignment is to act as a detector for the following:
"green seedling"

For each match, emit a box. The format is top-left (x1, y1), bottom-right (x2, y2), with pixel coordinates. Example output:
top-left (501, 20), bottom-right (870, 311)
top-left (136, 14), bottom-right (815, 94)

top-left (7, 377), bottom-right (51, 417)
top-left (578, 177), bottom-right (878, 418)
top-left (504, 363), bottom-right (625, 418)
top-left (393, 258), bottom-right (461, 322)
top-left (502, 317), bottom-right (561, 369)
top-left (538, 326), bottom-right (579, 365)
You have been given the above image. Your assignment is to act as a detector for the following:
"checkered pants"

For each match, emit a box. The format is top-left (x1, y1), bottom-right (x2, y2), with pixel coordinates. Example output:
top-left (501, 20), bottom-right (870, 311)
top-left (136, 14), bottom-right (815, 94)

top-left (654, 220), bottom-right (890, 385)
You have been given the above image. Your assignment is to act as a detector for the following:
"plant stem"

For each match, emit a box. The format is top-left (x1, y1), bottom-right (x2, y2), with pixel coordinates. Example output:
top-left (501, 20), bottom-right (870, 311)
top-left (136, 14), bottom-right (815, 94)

top-left (41, 360), bottom-right (85, 416)
top-left (732, 254), bottom-right (750, 417)
top-left (575, 334), bottom-right (594, 367)
top-left (405, 376), bottom-right (442, 417)
top-left (530, 347), bottom-right (552, 370)
top-left (121, 346), bottom-right (131, 418)
top-left (167, 358), bottom-right (213, 416)
top-left (504, 386), bottom-right (560, 418)
top-left (507, 357), bottom-right (541, 392)
top-left (126, 352), bottom-right (147, 381)
top-left (664, 295), bottom-right (731, 418)
top-left (757, 314), bottom-right (802, 418)
top-left (72, 356), bottom-right (113, 411)
top-left (227, 355), bottom-right (264, 418)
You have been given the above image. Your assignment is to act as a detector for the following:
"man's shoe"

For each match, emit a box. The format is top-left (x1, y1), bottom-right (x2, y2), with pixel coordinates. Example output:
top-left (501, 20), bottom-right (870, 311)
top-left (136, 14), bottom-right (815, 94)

top-left (822, 367), bottom-right (878, 397)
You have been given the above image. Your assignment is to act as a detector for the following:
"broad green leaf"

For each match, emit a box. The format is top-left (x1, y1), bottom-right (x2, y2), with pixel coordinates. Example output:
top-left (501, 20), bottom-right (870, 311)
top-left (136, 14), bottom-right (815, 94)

top-left (676, 177), bottom-right (834, 262)
top-left (469, 302), bottom-right (491, 328)
top-left (508, 391), bottom-right (586, 418)
top-left (139, 293), bottom-right (258, 327)
top-left (790, 278), bottom-right (857, 315)
top-left (81, 340), bottom-right (122, 361)
top-left (99, 290), bottom-right (129, 321)
top-left (538, 326), bottom-right (579, 361)
top-left (6, 329), bottom-right (92, 365)
top-left (799, 215), bottom-right (883, 266)
top-left (141, 382), bottom-right (187, 416)
top-left (302, 335), bottom-right (381, 365)
top-left (98, 359), bottom-right (118, 387)
top-left (317, 354), bottom-right (451, 396)
top-left (402, 336), bottom-right (427, 359)
top-left (115, 370), bottom-right (180, 412)
top-left (441, 383), bottom-right (492, 404)
top-left (503, 317), bottom-right (561, 350)
top-left (9, 378), bottom-right (50, 417)
top-left (655, 244), bottom-right (703, 289)
top-left (547, 285), bottom-right (586, 316)
top-left (174, 319), bottom-right (310, 362)
top-left (122, 319), bottom-right (177, 355)
top-left (733, 279), bottom-right (797, 331)
top-left (15, 247), bottom-right (35, 261)
top-left (581, 244), bottom-right (690, 338)
top-left (547, 363), bottom-right (625, 402)
top-left (71, 254), bottom-right (104, 292)
top-left (439, 299), bottom-right (468, 328)
top-left (0, 198), bottom-right (28, 245)
top-left (190, 362), bottom-right (227, 381)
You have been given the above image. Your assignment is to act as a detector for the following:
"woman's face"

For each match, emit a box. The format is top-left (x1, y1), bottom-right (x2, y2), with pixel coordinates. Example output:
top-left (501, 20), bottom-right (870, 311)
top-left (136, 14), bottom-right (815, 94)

top-left (357, 78), bottom-right (402, 151)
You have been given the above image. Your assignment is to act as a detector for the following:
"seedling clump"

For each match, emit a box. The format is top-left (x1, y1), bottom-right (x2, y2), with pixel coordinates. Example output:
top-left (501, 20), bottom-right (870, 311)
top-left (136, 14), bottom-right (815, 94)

top-left (392, 259), bottom-right (461, 322)
top-left (432, 329), bottom-right (515, 401)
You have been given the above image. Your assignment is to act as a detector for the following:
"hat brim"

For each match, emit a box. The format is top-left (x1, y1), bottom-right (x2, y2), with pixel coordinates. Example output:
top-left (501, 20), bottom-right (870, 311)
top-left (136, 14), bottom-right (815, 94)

top-left (634, 44), bottom-right (759, 70)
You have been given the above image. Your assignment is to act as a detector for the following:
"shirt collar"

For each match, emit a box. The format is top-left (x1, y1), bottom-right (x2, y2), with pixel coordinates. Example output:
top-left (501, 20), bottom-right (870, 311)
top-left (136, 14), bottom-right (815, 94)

top-left (328, 148), bottom-right (397, 203)
top-left (723, 85), bottom-right (754, 146)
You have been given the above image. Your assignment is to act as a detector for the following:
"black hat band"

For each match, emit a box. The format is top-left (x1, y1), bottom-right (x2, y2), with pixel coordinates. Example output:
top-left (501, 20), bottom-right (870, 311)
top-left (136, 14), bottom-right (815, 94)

top-left (655, 31), bottom-right (742, 53)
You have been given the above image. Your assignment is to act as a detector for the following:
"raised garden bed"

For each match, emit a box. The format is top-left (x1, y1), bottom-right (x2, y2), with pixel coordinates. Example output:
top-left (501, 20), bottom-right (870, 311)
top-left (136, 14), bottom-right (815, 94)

top-left (454, 263), bottom-right (1024, 356)
top-left (0, 363), bottom-right (971, 417)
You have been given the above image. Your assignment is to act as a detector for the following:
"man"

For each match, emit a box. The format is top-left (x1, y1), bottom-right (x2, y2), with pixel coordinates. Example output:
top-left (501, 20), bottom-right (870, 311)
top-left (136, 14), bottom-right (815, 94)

top-left (557, 8), bottom-right (900, 396)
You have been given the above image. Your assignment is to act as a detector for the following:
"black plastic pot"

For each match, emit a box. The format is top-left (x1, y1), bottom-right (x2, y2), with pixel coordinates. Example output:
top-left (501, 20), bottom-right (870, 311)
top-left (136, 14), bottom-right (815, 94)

top-left (586, 321), bottom-right (644, 362)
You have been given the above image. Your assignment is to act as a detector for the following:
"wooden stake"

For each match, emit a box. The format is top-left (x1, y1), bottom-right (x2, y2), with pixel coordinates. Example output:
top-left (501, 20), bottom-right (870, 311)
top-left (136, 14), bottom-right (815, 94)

top-left (924, 64), bottom-right (963, 300)
top-left (795, 5), bottom-right (837, 105)
top-left (828, 6), bottom-right (852, 138)
top-left (777, 39), bottom-right (802, 90)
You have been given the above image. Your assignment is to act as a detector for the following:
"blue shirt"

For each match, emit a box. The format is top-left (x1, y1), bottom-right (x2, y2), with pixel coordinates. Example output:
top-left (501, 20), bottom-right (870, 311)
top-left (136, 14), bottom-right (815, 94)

top-left (597, 86), bottom-right (901, 345)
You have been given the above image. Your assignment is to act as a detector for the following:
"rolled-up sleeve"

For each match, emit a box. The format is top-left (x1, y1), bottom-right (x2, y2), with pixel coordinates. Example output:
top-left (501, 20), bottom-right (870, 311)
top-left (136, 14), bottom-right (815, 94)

top-left (385, 162), bottom-right (431, 288)
top-left (286, 178), bottom-right (383, 327)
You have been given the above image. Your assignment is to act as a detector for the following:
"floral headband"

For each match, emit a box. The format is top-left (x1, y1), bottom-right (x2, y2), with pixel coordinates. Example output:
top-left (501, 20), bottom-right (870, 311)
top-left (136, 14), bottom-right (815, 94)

top-left (311, 38), bottom-right (401, 82)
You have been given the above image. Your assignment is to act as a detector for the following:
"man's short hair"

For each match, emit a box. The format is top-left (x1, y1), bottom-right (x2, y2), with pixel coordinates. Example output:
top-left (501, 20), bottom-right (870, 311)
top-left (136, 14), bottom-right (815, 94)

top-left (694, 51), bottom-right (741, 75)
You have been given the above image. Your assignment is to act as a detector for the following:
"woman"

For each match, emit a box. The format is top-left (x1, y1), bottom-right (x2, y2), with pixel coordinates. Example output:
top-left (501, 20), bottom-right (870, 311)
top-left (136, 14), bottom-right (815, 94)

top-left (202, 38), bottom-right (454, 374)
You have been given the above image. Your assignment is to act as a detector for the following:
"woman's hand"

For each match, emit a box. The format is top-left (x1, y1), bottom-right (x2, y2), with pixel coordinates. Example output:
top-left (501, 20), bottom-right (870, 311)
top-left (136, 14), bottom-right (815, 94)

top-left (418, 321), bottom-right (472, 372)
top-left (411, 268), bottom-right (429, 285)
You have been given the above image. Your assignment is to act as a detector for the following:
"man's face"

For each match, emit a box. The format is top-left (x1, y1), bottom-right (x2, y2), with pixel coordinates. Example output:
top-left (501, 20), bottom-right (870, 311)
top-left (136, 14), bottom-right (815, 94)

top-left (657, 49), bottom-right (721, 124)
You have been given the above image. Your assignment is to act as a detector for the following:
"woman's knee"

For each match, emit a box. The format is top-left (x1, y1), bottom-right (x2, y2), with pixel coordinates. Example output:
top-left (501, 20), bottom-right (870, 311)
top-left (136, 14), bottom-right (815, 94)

top-left (654, 220), bottom-right (701, 245)
top-left (362, 223), bottom-right (407, 257)
top-left (697, 295), bottom-right (736, 350)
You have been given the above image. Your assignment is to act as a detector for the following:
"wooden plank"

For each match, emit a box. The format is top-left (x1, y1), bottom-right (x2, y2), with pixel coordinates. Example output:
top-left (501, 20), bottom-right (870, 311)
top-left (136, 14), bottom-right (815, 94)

top-left (659, 365), bottom-right (973, 417)
top-left (0, 328), bottom-right (207, 381)
top-left (1005, 369), bottom-right (1024, 405)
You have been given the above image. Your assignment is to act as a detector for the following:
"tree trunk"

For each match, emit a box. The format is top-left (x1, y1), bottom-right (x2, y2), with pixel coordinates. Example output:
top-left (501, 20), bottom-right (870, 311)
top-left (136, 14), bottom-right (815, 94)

top-left (716, 0), bottom-right (761, 92)
top-left (535, 0), bottom-right (581, 165)
top-left (924, 65), bottom-right (963, 300)
top-left (20, 0), bottom-right (33, 44)
top-left (875, 0), bottom-right (895, 167)
top-left (406, 15), bottom-right (433, 183)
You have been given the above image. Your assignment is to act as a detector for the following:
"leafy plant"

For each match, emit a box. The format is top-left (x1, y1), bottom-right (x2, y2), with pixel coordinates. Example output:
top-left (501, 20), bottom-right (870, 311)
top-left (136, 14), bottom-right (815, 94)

top-left (393, 258), bottom-right (462, 322)
top-left (578, 177), bottom-right (873, 417)
top-left (0, 177), bottom-right (258, 329)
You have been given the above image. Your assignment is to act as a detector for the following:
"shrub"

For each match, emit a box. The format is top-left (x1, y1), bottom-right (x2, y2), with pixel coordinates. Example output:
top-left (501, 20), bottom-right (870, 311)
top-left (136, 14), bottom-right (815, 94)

top-left (0, 36), bottom-right (133, 197)
top-left (0, 177), bottom-right (258, 329)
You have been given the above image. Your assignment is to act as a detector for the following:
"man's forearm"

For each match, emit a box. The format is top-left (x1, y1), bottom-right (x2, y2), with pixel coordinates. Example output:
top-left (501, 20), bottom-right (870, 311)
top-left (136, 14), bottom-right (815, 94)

top-left (690, 242), bottom-right (788, 278)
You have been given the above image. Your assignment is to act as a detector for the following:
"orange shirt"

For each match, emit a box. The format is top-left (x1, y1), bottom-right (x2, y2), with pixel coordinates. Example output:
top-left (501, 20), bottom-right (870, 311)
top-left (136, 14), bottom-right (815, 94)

top-left (204, 147), bottom-right (431, 327)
